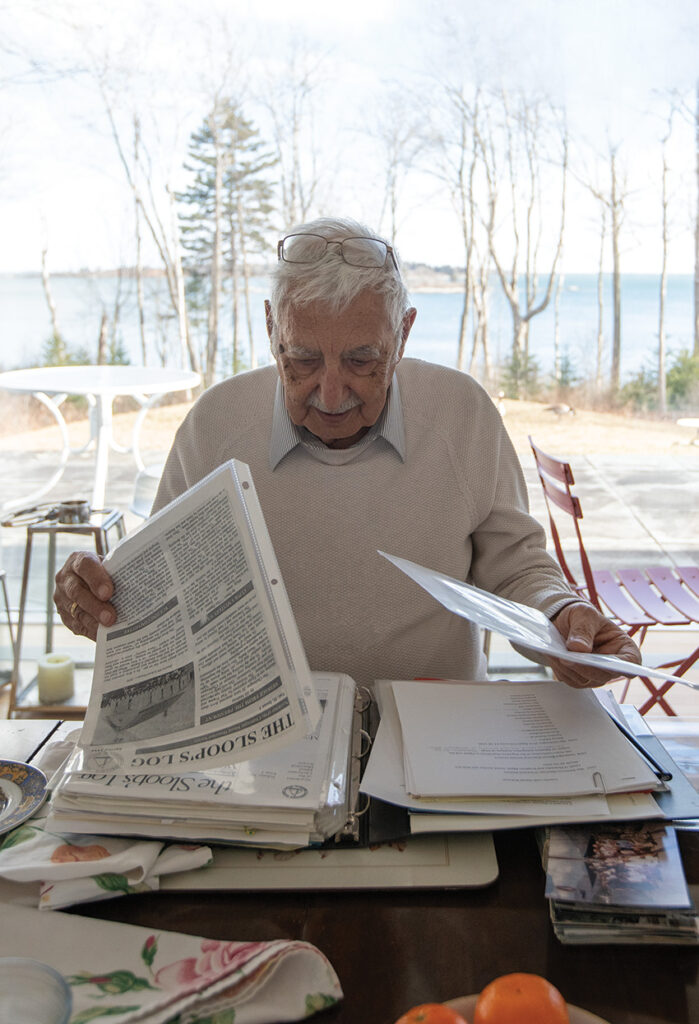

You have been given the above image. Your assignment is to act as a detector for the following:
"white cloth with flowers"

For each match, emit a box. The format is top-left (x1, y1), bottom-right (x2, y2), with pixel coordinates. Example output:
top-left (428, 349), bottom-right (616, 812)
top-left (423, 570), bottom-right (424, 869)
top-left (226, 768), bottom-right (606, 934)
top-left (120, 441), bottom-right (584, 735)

top-left (0, 815), bottom-right (212, 909)
top-left (0, 727), bottom-right (213, 909)
top-left (1, 901), bottom-right (343, 1023)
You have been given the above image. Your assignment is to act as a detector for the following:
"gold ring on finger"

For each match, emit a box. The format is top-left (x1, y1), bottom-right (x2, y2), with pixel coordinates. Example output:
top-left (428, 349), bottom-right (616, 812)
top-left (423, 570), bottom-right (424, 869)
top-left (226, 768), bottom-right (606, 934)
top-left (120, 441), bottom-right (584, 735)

top-left (70, 601), bottom-right (79, 618)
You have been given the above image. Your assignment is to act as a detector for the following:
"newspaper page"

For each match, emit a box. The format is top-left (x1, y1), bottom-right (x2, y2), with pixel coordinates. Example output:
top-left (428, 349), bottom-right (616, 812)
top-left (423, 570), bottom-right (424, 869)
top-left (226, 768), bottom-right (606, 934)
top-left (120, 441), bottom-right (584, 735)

top-left (77, 459), bottom-right (320, 774)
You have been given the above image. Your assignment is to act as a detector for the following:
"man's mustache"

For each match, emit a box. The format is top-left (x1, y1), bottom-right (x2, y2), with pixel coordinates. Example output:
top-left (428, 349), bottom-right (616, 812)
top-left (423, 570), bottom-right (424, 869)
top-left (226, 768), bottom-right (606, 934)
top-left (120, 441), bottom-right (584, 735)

top-left (307, 393), bottom-right (362, 414)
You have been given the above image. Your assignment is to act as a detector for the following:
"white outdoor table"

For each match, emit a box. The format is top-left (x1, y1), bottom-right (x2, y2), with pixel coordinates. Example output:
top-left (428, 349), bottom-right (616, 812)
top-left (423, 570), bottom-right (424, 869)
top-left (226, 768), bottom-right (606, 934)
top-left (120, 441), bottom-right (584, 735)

top-left (677, 417), bottom-right (699, 445)
top-left (0, 365), bottom-right (200, 510)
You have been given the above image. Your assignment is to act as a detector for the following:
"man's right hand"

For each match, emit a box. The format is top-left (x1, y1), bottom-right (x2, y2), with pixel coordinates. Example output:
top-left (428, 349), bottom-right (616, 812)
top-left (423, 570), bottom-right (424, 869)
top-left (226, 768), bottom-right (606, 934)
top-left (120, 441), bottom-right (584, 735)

top-left (54, 551), bottom-right (117, 641)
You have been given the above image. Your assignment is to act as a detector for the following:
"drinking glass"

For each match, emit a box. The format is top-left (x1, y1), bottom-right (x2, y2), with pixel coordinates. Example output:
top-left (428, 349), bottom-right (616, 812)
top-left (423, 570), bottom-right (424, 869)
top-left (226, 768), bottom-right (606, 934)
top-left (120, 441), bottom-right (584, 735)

top-left (0, 958), bottom-right (72, 1024)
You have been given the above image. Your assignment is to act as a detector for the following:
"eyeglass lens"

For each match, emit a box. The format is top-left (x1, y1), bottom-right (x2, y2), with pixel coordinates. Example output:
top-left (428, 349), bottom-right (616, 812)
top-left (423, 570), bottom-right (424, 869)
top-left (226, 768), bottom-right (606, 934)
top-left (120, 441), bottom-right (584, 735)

top-left (341, 237), bottom-right (388, 267)
top-left (281, 234), bottom-right (389, 268)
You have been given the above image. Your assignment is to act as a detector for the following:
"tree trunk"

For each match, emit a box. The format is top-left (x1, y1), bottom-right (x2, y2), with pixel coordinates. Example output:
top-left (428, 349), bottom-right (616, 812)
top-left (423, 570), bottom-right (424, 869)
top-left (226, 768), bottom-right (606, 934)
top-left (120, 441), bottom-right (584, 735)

top-left (553, 271), bottom-right (564, 383)
top-left (476, 263), bottom-right (492, 385)
top-left (514, 314), bottom-right (528, 357)
top-left (456, 264), bottom-right (470, 372)
top-left (230, 218), bottom-right (240, 375)
top-left (694, 80), bottom-right (699, 356)
top-left (485, 98), bottom-right (566, 375)
top-left (101, 93), bottom-right (199, 375)
top-left (658, 140), bottom-right (669, 414)
top-left (133, 116), bottom-right (147, 365)
top-left (168, 187), bottom-right (197, 379)
top-left (206, 127), bottom-right (223, 386)
top-left (236, 195), bottom-right (256, 370)
top-left (610, 152), bottom-right (622, 391)
top-left (40, 245), bottom-right (65, 360)
top-left (611, 241), bottom-right (622, 391)
top-left (596, 208), bottom-right (606, 390)
top-left (110, 269), bottom-right (123, 361)
top-left (96, 310), bottom-right (108, 364)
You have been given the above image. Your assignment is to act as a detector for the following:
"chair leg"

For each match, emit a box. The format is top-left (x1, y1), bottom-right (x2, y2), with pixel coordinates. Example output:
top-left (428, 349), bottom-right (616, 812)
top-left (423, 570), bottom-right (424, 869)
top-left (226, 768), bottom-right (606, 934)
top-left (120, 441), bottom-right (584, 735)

top-left (637, 680), bottom-right (677, 717)
top-left (0, 571), bottom-right (15, 693)
top-left (635, 645), bottom-right (699, 716)
top-left (0, 571), bottom-right (15, 661)
top-left (618, 677), bottom-right (632, 704)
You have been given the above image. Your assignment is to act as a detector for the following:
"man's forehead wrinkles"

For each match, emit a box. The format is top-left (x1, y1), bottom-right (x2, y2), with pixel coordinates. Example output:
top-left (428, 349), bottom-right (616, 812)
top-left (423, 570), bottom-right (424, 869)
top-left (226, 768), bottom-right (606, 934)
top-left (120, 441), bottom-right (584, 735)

top-left (287, 301), bottom-right (392, 329)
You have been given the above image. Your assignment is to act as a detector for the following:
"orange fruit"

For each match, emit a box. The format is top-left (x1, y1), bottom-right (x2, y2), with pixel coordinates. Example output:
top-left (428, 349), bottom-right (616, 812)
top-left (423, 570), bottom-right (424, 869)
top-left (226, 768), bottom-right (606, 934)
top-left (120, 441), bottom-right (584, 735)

top-left (474, 973), bottom-right (569, 1024)
top-left (395, 1004), bottom-right (469, 1024)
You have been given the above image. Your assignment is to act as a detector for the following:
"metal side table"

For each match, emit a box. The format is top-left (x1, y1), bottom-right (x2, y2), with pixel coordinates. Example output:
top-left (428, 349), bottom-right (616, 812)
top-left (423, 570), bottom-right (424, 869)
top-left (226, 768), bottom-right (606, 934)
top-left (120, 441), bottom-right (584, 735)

top-left (7, 502), bottom-right (126, 718)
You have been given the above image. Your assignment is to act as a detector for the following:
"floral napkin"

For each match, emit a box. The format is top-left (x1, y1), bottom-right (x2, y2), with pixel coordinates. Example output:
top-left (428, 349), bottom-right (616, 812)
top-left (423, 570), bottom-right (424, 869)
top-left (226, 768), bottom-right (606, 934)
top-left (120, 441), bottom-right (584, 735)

top-left (0, 818), bottom-right (212, 909)
top-left (0, 731), bottom-right (212, 909)
top-left (1, 901), bottom-right (343, 1023)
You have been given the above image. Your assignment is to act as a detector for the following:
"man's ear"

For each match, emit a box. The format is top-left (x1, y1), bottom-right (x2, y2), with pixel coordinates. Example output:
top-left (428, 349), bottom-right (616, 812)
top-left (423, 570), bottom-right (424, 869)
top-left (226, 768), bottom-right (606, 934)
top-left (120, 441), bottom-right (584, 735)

top-left (396, 307), bottom-right (417, 362)
top-left (264, 300), bottom-right (274, 344)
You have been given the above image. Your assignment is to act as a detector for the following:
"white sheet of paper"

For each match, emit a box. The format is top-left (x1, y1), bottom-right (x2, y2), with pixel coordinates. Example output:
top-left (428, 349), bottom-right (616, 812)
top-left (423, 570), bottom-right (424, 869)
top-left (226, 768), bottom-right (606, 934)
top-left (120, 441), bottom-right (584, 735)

top-left (408, 789), bottom-right (662, 834)
top-left (360, 692), bottom-right (611, 817)
top-left (379, 551), bottom-right (699, 689)
top-left (391, 679), bottom-right (660, 797)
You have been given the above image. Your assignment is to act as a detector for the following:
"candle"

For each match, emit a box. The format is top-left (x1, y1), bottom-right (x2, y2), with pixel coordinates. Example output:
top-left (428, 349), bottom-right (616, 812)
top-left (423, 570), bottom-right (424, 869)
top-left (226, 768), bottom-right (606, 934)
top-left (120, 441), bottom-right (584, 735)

top-left (37, 653), bottom-right (75, 704)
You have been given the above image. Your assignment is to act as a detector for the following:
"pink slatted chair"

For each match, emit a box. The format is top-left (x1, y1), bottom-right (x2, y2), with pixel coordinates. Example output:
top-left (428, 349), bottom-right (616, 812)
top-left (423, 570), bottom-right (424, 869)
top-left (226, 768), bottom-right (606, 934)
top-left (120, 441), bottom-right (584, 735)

top-left (529, 437), bottom-right (699, 715)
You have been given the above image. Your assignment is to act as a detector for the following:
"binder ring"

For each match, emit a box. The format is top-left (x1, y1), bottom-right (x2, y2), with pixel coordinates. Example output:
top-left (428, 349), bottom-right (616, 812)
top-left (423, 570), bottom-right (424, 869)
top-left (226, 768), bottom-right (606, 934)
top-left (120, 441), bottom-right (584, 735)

top-left (348, 793), bottom-right (371, 820)
top-left (355, 686), bottom-right (372, 713)
top-left (353, 729), bottom-right (372, 759)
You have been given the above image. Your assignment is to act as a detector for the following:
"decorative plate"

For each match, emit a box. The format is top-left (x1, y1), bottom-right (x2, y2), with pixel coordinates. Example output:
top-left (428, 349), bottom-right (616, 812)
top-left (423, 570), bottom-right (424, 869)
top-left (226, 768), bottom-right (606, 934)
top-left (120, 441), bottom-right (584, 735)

top-left (0, 760), bottom-right (48, 836)
top-left (446, 994), bottom-right (610, 1024)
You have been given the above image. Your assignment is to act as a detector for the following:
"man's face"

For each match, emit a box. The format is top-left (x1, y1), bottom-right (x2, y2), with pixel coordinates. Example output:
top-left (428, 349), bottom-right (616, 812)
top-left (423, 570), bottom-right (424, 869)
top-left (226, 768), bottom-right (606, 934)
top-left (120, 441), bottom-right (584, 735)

top-left (271, 291), bottom-right (416, 449)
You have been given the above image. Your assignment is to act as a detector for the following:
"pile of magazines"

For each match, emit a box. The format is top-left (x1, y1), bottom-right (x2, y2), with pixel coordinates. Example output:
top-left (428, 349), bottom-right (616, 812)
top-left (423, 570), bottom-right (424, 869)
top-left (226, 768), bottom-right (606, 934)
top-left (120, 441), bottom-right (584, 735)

top-left (46, 673), bottom-right (359, 849)
top-left (539, 822), bottom-right (699, 945)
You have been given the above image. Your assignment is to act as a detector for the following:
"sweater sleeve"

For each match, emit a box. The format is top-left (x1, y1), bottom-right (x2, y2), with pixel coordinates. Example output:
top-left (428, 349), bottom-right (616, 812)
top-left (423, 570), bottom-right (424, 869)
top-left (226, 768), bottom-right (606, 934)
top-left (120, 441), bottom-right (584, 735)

top-left (467, 396), bottom-right (576, 619)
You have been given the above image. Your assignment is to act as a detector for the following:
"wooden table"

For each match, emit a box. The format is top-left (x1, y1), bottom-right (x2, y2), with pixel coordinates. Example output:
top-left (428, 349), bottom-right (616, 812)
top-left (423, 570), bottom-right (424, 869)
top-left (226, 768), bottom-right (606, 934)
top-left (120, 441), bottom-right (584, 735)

top-left (4, 719), bottom-right (699, 1024)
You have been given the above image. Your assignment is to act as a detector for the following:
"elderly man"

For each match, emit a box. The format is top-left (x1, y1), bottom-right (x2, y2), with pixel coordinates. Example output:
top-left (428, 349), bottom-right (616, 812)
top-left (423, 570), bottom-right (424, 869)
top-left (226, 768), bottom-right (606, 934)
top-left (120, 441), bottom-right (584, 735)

top-left (54, 217), bottom-right (640, 690)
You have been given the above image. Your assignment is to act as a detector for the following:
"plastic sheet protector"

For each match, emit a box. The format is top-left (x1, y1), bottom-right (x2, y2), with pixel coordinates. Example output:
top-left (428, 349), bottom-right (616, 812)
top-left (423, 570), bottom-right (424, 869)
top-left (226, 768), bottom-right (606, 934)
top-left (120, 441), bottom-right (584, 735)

top-left (380, 551), bottom-right (698, 690)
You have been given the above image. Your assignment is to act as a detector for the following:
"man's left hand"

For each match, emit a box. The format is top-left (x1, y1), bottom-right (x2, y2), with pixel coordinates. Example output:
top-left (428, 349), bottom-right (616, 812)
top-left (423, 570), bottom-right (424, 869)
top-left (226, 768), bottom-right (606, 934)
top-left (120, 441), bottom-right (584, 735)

top-left (550, 601), bottom-right (642, 688)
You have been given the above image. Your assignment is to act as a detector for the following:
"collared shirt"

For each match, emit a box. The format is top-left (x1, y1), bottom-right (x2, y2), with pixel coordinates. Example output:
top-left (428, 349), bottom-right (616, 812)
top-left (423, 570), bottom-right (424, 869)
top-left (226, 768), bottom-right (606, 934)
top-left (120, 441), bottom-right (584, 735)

top-left (268, 373), bottom-right (406, 469)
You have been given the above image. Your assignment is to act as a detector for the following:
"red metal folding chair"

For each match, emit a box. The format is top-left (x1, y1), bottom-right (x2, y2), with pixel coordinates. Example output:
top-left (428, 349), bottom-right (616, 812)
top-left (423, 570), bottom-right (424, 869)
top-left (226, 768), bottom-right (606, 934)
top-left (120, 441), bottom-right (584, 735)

top-left (529, 436), bottom-right (699, 715)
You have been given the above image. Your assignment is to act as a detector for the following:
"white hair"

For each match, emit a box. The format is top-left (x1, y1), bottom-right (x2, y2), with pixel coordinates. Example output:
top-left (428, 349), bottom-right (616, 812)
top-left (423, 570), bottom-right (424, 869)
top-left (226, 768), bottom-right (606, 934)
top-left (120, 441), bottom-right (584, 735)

top-left (269, 216), bottom-right (412, 354)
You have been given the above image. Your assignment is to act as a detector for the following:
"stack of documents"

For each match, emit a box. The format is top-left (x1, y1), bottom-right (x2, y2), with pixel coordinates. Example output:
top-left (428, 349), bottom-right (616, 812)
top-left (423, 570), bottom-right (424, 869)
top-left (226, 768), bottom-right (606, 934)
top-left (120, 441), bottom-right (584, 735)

top-left (46, 673), bottom-right (358, 849)
top-left (540, 822), bottom-right (699, 944)
top-left (360, 679), bottom-right (698, 832)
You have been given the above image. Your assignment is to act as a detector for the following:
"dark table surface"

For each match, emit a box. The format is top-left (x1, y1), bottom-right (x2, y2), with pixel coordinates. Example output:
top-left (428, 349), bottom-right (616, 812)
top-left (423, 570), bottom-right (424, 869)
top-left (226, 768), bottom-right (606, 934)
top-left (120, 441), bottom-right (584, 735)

top-left (4, 719), bottom-right (699, 1024)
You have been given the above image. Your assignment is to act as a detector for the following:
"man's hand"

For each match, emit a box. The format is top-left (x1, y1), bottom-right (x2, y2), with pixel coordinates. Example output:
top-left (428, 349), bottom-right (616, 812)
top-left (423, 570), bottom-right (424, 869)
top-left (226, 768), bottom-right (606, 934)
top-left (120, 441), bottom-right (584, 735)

top-left (54, 551), bottom-right (117, 642)
top-left (549, 601), bottom-right (642, 688)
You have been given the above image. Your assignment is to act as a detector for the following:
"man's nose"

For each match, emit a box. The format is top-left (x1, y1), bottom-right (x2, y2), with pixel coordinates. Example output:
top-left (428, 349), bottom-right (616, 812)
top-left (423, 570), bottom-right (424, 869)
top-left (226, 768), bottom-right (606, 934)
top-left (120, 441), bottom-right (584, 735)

top-left (317, 366), bottom-right (348, 410)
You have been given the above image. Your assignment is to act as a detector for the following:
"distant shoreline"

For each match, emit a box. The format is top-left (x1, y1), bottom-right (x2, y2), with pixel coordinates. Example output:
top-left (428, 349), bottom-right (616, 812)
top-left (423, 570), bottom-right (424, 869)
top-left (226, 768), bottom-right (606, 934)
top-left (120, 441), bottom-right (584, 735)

top-left (0, 268), bottom-right (694, 283)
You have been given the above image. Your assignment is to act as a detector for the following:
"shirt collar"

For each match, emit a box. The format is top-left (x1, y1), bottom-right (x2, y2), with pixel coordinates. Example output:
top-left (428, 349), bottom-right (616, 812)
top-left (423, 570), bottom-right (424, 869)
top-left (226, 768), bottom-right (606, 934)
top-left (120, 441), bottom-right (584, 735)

top-left (269, 372), bottom-right (406, 469)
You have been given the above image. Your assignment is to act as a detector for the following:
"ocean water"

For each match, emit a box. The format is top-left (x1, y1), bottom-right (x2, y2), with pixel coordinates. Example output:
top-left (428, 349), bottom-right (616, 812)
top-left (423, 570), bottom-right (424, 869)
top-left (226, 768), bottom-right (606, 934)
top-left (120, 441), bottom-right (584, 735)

top-left (0, 271), bottom-right (694, 384)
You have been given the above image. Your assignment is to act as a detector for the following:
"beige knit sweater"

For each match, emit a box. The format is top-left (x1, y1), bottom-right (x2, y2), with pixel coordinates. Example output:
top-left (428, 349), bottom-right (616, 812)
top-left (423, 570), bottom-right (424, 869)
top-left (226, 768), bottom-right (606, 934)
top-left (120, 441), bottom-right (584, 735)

top-left (153, 359), bottom-right (575, 689)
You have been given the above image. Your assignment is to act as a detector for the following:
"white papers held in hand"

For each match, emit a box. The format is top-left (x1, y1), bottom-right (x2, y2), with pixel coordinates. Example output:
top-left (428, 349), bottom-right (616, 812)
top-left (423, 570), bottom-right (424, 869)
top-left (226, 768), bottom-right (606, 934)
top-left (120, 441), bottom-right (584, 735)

top-left (379, 551), bottom-right (698, 690)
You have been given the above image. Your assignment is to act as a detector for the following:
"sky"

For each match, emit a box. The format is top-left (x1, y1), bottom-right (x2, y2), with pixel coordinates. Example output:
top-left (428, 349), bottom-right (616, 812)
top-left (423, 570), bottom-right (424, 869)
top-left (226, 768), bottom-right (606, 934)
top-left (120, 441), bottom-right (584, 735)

top-left (0, 0), bottom-right (697, 275)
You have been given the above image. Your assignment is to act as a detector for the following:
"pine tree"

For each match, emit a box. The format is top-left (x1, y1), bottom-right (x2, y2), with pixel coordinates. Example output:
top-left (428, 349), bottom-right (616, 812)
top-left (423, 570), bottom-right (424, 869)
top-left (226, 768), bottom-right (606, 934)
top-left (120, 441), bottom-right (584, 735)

top-left (177, 100), bottom-right (277, 384)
